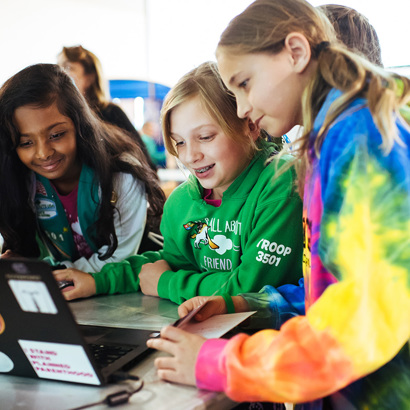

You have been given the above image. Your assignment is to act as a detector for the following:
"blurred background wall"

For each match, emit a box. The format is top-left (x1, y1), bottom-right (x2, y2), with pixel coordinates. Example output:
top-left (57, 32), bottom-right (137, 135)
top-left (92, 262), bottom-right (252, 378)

top-left (1, 0), bottom-right (408, 90)
top-left (1, 0), bottom-right (408, 138)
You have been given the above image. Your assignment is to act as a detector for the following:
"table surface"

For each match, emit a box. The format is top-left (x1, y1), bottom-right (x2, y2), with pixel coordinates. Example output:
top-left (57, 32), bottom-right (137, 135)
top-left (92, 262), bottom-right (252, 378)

top-left (0, 293), bottom-right (236, 410)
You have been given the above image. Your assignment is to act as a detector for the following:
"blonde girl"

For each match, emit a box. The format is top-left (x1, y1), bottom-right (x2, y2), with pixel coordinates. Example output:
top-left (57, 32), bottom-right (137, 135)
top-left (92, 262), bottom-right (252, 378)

top-left (55, 61), bottom-right (304, 307)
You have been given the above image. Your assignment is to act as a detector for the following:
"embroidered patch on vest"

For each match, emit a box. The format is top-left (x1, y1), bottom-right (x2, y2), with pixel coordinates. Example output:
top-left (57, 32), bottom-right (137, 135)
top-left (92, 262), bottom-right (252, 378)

top-left (35, 198), bottom-right (57, 219)
top-left (35, 180), bottom-right (47, 196)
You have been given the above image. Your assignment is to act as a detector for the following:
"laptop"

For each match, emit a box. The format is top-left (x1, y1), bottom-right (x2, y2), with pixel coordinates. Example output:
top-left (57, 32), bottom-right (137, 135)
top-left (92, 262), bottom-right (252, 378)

top-left (0, 259), bottom-right (154, 386)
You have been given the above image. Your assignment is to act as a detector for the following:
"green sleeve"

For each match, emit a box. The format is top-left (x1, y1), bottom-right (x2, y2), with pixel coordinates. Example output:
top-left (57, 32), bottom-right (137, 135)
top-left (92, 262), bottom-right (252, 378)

top-left (157, 192), bottom-right (303, 304)
top-left (92, 250), bottom-right (164, 294)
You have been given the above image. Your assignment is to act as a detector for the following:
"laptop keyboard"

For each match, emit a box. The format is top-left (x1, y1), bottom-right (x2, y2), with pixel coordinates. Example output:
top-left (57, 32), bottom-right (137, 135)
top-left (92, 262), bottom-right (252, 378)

top-left (88, 343), bottom-right (134, 368)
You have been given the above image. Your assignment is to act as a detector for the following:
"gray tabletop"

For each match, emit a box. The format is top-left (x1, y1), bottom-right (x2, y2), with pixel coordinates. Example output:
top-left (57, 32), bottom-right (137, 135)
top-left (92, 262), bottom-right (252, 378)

top-left (0, 293), bottom-right (235, 410)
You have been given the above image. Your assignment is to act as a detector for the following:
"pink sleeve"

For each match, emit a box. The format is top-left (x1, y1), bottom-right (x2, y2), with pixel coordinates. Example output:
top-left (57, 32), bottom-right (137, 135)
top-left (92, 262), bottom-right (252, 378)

top-left (195, 338), bottom-right (229, 391)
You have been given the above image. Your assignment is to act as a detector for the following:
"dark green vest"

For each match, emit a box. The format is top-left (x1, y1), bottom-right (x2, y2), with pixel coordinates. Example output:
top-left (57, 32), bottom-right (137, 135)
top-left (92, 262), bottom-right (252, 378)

top-left (35, 165), bottom-right (99, 261)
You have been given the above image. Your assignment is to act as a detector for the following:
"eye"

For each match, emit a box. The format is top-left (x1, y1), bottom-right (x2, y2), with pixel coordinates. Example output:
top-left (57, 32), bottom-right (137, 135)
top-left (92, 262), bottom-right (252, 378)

top-left (174, 140), bottom-right (185, 147)
top-left (18, 140), bottom-right (32, 148)
top-left (238, 79), bottom-right (249, 89)
top-left (199, 134), bottom-right (214, 142)
top-left (50, 131), bottom-right (66, 140)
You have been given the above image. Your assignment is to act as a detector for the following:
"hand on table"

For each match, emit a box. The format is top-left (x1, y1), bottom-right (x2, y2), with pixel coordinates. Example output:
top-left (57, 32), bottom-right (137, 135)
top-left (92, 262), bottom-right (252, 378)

top-left (178, 295), bottom-right (250, 321)
top-left (139, 259), bottom-right (171, 297)
top-left (147, 325), bottom-right (206, 386)
top-left (178, 296), bottom-right (227, 321)
top-left (53, 268), bottom-right (96, 301)
top-left (1, 250), bottom-right (22, 259)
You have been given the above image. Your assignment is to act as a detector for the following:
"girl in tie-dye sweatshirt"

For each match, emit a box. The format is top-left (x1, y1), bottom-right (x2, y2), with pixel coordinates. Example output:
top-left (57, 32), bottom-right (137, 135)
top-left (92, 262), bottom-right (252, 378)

top-left (147, 0), bottom-right (410, 409)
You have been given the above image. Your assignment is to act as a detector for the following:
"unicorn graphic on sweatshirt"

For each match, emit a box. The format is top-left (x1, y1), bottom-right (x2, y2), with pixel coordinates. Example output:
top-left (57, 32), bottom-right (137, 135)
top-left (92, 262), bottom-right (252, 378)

top-left (183, 221), bottom-right (219, 250)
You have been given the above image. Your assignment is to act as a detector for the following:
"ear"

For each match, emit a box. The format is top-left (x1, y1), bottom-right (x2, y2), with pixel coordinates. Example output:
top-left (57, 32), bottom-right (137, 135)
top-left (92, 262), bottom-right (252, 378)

top-left (284, 32), bottom-right (311, 74)
top-left (247, 119), bottom-right (260, 142)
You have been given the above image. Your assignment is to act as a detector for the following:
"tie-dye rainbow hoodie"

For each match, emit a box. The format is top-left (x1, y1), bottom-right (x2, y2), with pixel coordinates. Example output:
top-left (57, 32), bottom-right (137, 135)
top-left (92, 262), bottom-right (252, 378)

top-left (195, 89), bottom-right (410, 409)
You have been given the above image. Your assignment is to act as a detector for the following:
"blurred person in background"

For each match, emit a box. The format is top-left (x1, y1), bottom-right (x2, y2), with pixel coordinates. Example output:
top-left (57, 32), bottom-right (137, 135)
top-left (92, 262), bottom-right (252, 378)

top-left (140, 121), bottom-right (167, 168)
top-left (58, 45), bottom-right (156, 170)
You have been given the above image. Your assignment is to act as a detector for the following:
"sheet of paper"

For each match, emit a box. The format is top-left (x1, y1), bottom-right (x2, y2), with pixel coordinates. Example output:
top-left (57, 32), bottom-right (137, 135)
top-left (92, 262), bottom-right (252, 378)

top-left (178, 311), bottom-right (256, 339)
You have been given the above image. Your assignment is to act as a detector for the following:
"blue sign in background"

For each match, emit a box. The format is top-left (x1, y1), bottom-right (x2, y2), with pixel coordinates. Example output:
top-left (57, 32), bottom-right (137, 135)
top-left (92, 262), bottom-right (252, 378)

top-left (109, 79), bottom-right (170, 100)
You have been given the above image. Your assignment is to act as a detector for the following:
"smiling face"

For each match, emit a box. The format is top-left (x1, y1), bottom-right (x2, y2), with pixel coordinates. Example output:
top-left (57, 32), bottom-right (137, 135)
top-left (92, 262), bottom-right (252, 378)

top-left (170, 95), bottom-right (254, 200)
top-left (216, 35), bottom-right (314, 138)
top-left (14, 102), bottom-right (82, 194)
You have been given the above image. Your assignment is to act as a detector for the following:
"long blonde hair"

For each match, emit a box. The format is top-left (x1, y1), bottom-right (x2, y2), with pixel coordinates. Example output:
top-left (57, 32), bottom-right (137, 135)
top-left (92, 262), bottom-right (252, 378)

top-left (218, 0), bottom-right (410, 192)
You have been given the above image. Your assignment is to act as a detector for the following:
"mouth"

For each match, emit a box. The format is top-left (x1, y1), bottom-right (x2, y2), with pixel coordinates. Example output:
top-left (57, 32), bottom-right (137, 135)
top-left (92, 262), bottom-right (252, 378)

top-left (193, 164), bottom-right (215, 174)
top-left (254, 116), bottom-right (264, 129)
top-left (36, 158), bottom-right (63, 172)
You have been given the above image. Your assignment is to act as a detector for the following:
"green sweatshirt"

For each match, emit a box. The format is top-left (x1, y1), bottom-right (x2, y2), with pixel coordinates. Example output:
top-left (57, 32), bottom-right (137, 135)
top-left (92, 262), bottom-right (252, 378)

top-left (93, 141), bottom-right (303, 304)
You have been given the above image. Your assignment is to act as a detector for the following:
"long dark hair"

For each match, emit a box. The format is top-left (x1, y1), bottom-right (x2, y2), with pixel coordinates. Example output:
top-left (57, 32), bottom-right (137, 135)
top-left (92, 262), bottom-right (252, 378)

top-left (0, 63), bottom-right (165, 259)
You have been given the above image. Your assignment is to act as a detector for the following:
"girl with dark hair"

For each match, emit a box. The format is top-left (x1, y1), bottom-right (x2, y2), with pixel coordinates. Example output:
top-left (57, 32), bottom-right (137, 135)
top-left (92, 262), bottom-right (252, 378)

top-left (0, 64), bottom-right (165, 272)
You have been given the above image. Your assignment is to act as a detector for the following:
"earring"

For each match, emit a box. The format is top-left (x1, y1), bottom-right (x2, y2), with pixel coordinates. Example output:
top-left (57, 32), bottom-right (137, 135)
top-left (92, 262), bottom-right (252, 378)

top-left (110, 191), bottom-right (118, 205)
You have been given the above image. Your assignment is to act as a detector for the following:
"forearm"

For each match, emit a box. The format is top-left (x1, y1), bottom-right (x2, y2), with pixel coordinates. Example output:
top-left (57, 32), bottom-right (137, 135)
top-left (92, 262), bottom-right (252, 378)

top-left (197, 289), bottom-right (409, 405)
top-left (92, 254), bottom-right (150, 294)
top-left (63, 228), bottom-right (144, 273)
top-left (240, 279), bottom-right (305, 329)
top-left (232, 296), bottom-right (249, 313)
top-left (157, 265), bottom-right (273, 304)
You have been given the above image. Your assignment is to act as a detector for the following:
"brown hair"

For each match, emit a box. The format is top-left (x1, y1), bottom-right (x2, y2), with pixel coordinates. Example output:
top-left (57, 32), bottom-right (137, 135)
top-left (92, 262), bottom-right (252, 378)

top-left (58, 45), bottom-right (109, 110)
top-left (319, 4), bottom-right (383, 66)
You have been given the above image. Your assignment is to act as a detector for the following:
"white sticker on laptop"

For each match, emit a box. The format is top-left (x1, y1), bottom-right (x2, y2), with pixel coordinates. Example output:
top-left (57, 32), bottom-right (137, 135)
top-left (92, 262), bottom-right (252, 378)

top-left (0, 351), bottom-right (14, 373)
top-left (8, 280), bottom-right (57, 314)
top-left (18, 340), bottom-right (100, 385)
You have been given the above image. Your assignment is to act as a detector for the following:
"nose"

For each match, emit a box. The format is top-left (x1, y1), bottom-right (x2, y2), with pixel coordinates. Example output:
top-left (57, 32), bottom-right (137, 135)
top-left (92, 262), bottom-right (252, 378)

top-left (236, 95), bottom-right (251, 119)
top-left (35, 140), bottom-right (54, 160)
top-left (184, 141), bottom-right (203, 164)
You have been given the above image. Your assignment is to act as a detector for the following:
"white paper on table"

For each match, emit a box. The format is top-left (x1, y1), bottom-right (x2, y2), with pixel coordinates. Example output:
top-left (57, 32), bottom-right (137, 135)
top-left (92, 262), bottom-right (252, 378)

top-left (177, 311), bottom-right (256, 339)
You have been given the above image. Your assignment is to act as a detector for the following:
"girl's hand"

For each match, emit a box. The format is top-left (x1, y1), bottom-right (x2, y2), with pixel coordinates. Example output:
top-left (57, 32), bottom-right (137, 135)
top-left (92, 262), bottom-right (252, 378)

top-left (178, 296), bottom-right (227, 321)
top-left (147, 325), bottom-right (206, 386)
top-left (53, 268), bottom-right (96, 301)
top-left (1, 250), bottom-right (22, 259)
top-left (178, 295), bottom-right (250, 321)
top-left (139, 259), bottom-right (171, 297)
